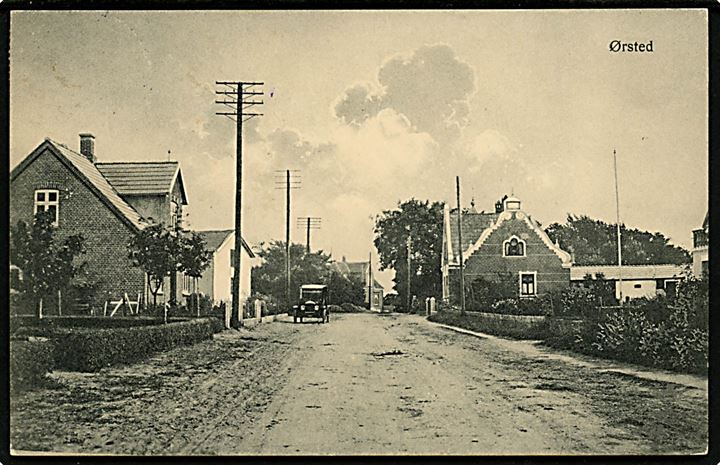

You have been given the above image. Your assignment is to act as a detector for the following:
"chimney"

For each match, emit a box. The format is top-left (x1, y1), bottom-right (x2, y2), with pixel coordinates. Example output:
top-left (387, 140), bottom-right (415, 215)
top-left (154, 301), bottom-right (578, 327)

top-left (79, 133), bottom-right (96, 163)
top-left (495, 200), bottom-right (504, 214)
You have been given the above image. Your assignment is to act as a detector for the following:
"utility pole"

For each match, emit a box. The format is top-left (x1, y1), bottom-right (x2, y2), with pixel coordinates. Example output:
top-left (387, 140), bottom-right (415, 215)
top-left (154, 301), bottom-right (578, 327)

top-left (215, 80), bottom-right (264, 328)
top-left (406, 234), bottom-right (412, 312)
top-left (456, 176), bottom-right (466, 315)
top-left (368, 251), bottom-right (374, 310)
top-left (276, 170), bottom-right (301, 314)
top-left (297, 216), bottom-right (321, 254)
top-left (613, 149), bottom-right (624, 306)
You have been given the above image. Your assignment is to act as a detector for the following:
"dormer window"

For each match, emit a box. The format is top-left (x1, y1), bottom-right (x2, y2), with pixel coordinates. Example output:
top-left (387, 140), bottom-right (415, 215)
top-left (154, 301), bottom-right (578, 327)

top-left (34, 189), bottom-right (59, 226)
top-left (503, 236), bottom-right (526, 257)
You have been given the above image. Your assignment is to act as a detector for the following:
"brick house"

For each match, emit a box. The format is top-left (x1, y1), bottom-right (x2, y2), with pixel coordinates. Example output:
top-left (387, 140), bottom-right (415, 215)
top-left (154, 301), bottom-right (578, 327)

top-left (441, 195), bottom-right (572, 301)
top-left (10, 134), bottom-right (190, 312)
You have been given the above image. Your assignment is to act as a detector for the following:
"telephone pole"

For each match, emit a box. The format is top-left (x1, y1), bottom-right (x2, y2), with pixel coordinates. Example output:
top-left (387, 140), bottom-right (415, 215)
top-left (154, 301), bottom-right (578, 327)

top-left (276, 170), bottom-right (301, 314)
top-left (368, 251), bottom-right (374, 310)
top-left (613, 149), bottom-right (624, 306)
top-left (456, 176), bottom-right (466, 315)
top-left (215, 80), bottom-right (263, 328)
top-left (406, 233), bottom-right (412, 312)
top-left (297, 216), bottom-right (321, 254)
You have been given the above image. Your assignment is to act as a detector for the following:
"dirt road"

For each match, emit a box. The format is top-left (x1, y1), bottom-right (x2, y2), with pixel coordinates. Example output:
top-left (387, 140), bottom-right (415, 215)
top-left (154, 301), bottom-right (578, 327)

top-left (10, 313), bottom-right (707, 455)
top-left (236, 313), bottom-right (707, 455)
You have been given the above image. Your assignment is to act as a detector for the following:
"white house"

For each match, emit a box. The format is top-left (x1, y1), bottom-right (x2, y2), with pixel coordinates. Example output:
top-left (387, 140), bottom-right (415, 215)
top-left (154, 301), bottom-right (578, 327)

top-left (195, 230), bottom-right (255, 322)
top-left (691, 212), bottom-right (708, 279)
top-left (570, 264), bottom-right (687, 301)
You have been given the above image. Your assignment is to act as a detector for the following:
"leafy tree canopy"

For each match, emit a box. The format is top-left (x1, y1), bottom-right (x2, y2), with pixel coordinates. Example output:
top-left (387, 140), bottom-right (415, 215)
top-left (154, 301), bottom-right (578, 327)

top-left (374, 198), bottom-right (444, 309)
top-left (251, 241), bottom-right (365, 308)
top-left (10, 210), bottom-right (86, 316)
top-left (545, 214), bottom-right (690, 266)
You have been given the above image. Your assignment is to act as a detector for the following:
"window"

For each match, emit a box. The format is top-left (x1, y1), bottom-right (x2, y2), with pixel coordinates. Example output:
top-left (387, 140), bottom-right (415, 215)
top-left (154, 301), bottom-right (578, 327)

top-left (505, 200), bottom-right (521, 210)
top-left (170, 201), bottom-right (179, 230)
top-left (519, 272), bottom-right (536, 296)
top-left (182, 274), bottom-right (192, 295)
top-left (10, 265), bottom-right (22, 292)
top-left (503, 236), bottom-right (526, 257)
top-left (34, 189), bottom-right (59, 226)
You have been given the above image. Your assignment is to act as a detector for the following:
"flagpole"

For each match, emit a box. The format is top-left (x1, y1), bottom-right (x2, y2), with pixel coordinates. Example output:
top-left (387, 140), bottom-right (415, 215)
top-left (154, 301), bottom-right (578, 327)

top-left (613, 149), bottom-right (624, 306)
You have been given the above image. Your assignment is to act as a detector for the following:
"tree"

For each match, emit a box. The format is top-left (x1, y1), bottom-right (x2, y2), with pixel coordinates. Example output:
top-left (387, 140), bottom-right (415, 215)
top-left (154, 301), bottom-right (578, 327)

top-left (374, 199), bottom-right (444, 311)
top-left (178, 232), bottom-right (212, 317)
top-left (326, 270), bottom-right (365, 306)
top-left (545, 214), bottom-right (690, 266)
top-left (10, 210), bottom-right (86, 318)
top-left (252, 241), bottom-right (331, 310)
top-left (128, 224), bottom-right (181, 310)
top-left (251, 241), bottom-right (366, 308)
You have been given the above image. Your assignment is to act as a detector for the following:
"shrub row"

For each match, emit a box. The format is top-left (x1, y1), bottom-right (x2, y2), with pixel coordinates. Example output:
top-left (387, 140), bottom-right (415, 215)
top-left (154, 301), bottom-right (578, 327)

top-left (542, 308), bottom-right (708, 374)
top-left (10, 338), bottom-right (55, 392)
top-left (10, 315), bottom-right (195, 335)
top-left (432, 304), bottom-right (707, 374)
top-left (34, 317), bottom-right (224, 372)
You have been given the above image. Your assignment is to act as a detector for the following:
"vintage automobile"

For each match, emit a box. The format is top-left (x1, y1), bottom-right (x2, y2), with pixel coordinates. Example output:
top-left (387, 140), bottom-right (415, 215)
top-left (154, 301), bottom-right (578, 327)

top-left (292, 284), bottom-right (330, 323)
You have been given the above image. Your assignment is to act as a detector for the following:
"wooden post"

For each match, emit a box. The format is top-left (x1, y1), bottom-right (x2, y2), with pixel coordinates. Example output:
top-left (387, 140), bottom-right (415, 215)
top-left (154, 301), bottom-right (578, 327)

top-left (57, 289), bottom-right (62, 316)
top-left (456, 176), bottom-right (466, 315)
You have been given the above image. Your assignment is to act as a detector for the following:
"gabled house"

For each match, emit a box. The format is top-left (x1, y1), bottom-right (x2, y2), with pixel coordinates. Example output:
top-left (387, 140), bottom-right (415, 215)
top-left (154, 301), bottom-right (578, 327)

top-left (691, 211), bottom-right (708, 279)
top-left (10, 134), bottom-right (190, 312)
top-left (331, 257), bottom-right (384, 310)
top-left (441, 195), bottom-right (572, 301)
top-left (194, 230), bottom-right (255, 310)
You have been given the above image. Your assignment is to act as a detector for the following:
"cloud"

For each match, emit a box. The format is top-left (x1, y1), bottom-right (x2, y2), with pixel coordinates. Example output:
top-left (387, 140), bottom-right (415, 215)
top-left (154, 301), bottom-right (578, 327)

top-left (334, 44), bottom-right (476, 145)
top-left (332, 82), bottom-right (383, 127)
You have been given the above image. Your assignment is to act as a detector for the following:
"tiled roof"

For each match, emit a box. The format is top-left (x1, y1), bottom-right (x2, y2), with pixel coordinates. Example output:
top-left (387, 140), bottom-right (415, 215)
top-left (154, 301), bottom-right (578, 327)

top-left (570, 264), bottom-right (687, 281)
top-left (196, 229), bottom-right (255, 257)
top-left (12, 140), bottom-right (147, 231)
top-left (96, 162), bottom-right (187, 204)
top-left (448, 211), bottom-right (498, 259)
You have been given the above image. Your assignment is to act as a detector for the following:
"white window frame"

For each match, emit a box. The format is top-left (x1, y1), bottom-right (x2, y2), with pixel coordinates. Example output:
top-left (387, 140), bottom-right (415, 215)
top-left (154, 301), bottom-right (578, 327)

top-left (519, 271), bottom-right (537, 297)
top-left (503, 235), bottom-right (526, 257)
top-left (34, 189), bottom-right (60, 226)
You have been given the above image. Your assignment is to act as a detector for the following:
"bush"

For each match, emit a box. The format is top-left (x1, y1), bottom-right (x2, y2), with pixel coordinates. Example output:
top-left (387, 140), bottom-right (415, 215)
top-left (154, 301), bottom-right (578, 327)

top-left (10, 338), bottom-right (55, 392)
top-left (34, 317), bottom-right (223, 372)
top-left (489, 297), bottom-right (550, 316)
top-left (337, 302), bottom-right (367, 313)
top-left (466, 273), bottom-right (517, 309)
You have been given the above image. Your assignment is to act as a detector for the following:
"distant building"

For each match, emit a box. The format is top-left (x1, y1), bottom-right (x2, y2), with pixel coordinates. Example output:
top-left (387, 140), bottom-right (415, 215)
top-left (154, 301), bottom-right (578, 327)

top-left (691, 212), bottom-right (708, 279)
top-left (10, 135), bottom-right (189, 312)
top-left (441, 195), bottom-right (572, 301)
top-left (194, 230), bottom-right (255, 310)
top-left (332, 257), bottom-right (384, 310)
top-left (571, 264), bottom-right (686, 301)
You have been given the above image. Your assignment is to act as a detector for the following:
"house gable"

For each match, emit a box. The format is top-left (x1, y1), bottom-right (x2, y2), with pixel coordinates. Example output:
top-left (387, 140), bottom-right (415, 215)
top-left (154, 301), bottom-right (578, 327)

top-left (465, 209), bottom-right (572, 268)
top-left (11, 139), bottom-right (145, 231)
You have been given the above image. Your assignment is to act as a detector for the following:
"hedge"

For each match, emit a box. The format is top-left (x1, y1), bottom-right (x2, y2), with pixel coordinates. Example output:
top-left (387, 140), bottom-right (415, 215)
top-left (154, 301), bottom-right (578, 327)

top-left (11, 315), bottom-right (194, 334)
top-left (10, 338), bottom-right (55, 392)
top-left (33, 317), bottom-right (224, 372)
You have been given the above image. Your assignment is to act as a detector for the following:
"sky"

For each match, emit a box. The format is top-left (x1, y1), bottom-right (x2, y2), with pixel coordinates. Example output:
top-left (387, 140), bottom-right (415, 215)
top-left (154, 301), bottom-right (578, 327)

top-left (10, 10), bottom-right (708, 292)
